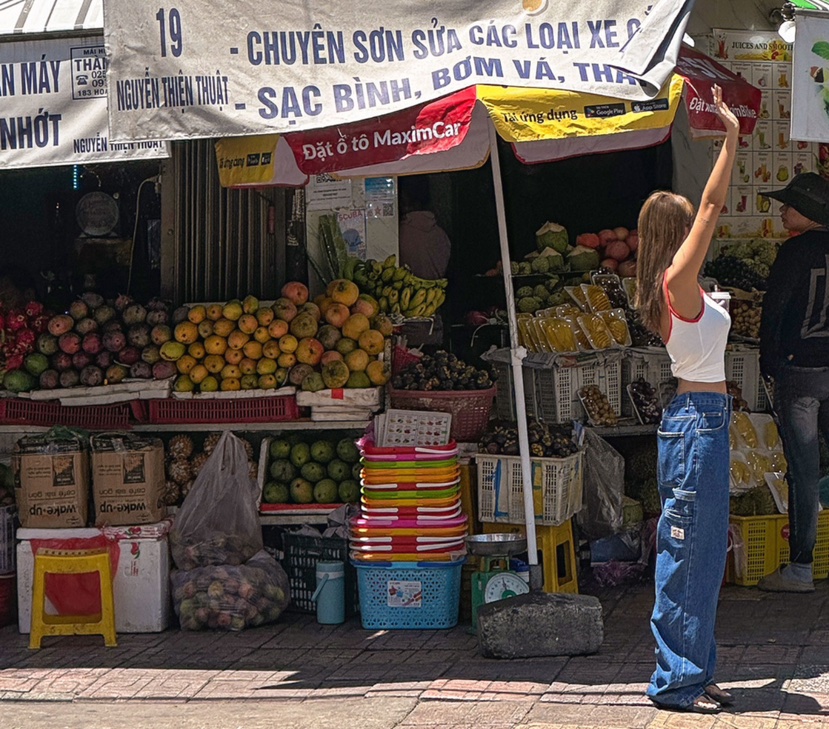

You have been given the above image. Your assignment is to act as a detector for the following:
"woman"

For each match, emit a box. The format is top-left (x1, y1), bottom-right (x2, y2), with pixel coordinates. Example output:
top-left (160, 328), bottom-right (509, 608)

top-left (635, 85), bottom-right (740, 713)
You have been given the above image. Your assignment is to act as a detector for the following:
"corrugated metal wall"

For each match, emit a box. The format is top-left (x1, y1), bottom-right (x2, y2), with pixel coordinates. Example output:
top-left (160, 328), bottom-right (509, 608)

top-left (161, 139), bottom-right (288, 303)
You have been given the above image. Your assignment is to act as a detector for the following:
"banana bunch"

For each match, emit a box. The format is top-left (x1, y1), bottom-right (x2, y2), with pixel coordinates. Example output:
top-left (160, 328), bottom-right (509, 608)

top-left (347, 255), bottom-right (448, 318)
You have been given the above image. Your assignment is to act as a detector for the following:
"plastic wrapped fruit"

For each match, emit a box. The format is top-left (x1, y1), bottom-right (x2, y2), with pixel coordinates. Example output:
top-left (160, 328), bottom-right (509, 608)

top-left (730, 459), bottom-right (751, 486)
top-left (733, 412), bottom-right (758, 448)
top-left (598, 309), bottom-right (632, 347)
top-left (578, 384), bottom-right (618, 427)
top-left (764, 420), bottom-right (780, 450)
top-left (577, 314), bottom-right (614, 350)
top-left (539, 318), bottom-right (578, 353)
top-left (581, 284), bottom-right (613, 313)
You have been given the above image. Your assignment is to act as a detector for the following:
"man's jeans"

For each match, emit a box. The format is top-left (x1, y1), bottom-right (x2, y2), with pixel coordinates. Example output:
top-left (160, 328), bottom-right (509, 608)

top-left (647, 393), bottom-right (732, 709)
top-left (775, 366), bottom-right (829, 567)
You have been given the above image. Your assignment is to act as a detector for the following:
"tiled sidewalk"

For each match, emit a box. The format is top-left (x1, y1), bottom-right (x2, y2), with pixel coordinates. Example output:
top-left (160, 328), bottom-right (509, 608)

top-left (2, 582), bottom-right (829, 728)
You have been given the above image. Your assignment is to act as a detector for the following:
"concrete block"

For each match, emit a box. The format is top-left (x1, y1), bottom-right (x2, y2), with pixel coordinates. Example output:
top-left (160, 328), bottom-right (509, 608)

top-left (477, 592), bottom-right (603, 658)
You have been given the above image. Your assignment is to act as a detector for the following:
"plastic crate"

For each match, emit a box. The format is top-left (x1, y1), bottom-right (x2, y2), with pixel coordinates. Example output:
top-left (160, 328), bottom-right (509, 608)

top-left (729, 511), bottom-right (829, 586)
top-left (388, 386), bottom-right (495, 443)
top-left (354, 560), bottom-right (463, 629)
top-left (476, 450), bottom-right (583, 526)
top-left (0, 573), bottom-right (14, 628)
top-left (492, 361), bottom-right (537, 422)
top-left (0, 399), bottom-right (131, 429)
top-left (621, 348), bottom-right (673, 416)
top-left (281, 533), bottom-right (359, 617)
top-left (531, 351), bottom-right (622, 423)
top-left (148, 394), bottom-right (299, 424)
top-left (0, 506), bottom-right (14, 574)
top-left (725, 347), bottom-right (767, 412)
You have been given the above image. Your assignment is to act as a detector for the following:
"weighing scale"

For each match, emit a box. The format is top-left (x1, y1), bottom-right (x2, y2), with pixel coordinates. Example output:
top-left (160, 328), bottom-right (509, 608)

top-left (466, 533), bottom-right (530, 630)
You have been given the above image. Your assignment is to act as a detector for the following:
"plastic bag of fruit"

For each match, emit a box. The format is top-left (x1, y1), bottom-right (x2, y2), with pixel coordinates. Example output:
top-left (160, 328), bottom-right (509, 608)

top-left (171, 550), bottom-right (291, 631)
top-left (170, 432), bottom-right (262, 570)
top-left (577, 429), bottom-right (625, 540)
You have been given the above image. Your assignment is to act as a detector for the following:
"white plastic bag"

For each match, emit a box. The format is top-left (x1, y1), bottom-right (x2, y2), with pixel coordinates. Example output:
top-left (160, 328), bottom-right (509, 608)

top-left (170, 432), bottom-right (263, 570)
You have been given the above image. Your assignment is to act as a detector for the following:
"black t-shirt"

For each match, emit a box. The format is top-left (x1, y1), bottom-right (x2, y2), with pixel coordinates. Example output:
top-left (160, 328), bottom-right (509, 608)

top-left (760, 228), bottom-right (829, 376)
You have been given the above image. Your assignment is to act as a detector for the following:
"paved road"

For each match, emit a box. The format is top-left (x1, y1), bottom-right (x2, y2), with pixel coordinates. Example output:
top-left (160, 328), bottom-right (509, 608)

top-left (2, 581), bottom-right (829, 728)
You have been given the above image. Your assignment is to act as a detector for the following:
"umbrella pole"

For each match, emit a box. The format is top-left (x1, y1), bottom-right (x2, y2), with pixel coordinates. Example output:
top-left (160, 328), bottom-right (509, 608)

top-left (486, 122), bottom-right (541, 586)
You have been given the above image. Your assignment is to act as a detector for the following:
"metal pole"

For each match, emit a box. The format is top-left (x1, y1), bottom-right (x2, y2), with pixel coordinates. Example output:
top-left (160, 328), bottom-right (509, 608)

top-left (487, 122), bottom-right (541, 585)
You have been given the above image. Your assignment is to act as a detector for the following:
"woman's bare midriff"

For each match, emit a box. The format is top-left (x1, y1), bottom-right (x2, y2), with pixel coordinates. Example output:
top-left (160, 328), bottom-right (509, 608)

top-left (676, 378), bottom-right (727, 395)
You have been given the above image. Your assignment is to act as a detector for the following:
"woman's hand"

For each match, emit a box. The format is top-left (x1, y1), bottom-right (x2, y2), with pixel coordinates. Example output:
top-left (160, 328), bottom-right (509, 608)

top-left (712, 84), bottom-right (739, 137)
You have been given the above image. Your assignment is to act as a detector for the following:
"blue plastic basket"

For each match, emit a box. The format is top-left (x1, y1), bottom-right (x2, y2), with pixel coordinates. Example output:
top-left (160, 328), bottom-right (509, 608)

top-left (353, 560), bottom-right (464, 629)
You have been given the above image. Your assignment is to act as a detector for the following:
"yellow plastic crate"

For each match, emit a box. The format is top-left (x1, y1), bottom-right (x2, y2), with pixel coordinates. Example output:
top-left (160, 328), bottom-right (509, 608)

top-left (481, 520), bottom-right (578, 595)
top-left (728, 511), bottom-right (829, 586)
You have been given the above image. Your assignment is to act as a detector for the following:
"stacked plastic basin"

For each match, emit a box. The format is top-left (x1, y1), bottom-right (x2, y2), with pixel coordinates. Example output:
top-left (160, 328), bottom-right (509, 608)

top-left (349, 439), bottom-right (466, 629)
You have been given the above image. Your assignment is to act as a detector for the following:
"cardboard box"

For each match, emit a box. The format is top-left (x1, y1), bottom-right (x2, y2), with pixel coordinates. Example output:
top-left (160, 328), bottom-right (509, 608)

top-left (13, 437), bottom-right (89, 529)
top-left (91, 434), bottom-right (166, 526)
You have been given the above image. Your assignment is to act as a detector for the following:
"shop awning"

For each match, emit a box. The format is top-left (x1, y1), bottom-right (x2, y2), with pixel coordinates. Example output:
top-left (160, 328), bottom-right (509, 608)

top-left (0, 0), bottom-right (102, 37)
top-left (215, 47), bottom-right (761, 187)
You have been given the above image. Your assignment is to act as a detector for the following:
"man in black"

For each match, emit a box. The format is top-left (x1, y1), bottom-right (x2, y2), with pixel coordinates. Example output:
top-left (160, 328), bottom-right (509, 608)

top-left (758, 173), bottom-right (829, 592)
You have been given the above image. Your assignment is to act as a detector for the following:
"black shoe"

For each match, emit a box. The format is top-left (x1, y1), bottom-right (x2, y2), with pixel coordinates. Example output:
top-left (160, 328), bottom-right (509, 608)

top-left (705, 683), bottom-right (734, 706)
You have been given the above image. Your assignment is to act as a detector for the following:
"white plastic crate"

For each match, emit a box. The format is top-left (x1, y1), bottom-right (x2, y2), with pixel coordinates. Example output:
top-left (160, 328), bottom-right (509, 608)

top-left (492, 362), bottom-right (538, 422)
top-left (531, 351), bottom-right (623, 423)
top-left (621, 348), bottom-right (674, 416)
top-left (476, 450), bottom-right (584, 526)
top-left (725, 347), bottom-right (767, 412)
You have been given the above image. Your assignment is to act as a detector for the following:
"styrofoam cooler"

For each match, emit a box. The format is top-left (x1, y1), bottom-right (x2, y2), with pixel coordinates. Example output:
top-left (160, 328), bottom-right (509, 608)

top-left (16, 520), bottom-right (172, 633)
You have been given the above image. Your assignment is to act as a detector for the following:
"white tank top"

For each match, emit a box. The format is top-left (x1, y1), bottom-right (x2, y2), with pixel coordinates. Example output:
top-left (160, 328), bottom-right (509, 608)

top-left (663, 278), bottom-right (730, 383)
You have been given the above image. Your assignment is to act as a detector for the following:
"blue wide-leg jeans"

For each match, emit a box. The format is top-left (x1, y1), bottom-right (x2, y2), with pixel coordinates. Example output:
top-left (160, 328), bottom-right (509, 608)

top-left (647, 392), bottom-right (732, 709)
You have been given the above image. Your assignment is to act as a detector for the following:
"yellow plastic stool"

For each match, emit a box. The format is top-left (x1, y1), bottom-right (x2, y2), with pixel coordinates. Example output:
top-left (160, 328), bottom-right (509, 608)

top-left (29, 548), bottom-right (117, 649)
top-left (481, 519), bottom-right (579, 594)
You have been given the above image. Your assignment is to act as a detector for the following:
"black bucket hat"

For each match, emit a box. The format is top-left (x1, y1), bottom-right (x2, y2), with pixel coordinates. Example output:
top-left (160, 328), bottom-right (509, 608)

top-left (762, 172), bottom-right (829, 226)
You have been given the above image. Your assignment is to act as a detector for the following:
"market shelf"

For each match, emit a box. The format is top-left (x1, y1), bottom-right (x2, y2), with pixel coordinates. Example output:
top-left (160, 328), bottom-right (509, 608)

top-left (259, 508), bottom-right (341, 525)
top-left (589, 423), bottom-right (657, 437)
top-left (131, 420), bottom-right (370, 433)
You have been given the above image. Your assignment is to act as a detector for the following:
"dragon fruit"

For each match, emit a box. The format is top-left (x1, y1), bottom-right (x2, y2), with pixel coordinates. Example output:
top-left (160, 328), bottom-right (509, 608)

top-left (6, 310), bottom-right (27, 332)
top-left (24, 301), bottom-right (44, 318)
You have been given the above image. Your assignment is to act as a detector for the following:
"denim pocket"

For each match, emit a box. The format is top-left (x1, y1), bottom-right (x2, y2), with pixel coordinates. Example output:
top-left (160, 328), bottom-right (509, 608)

top-left (657, 429), bottom-right (686, 486)
top-left (698, 409), bottom-right (727, 432)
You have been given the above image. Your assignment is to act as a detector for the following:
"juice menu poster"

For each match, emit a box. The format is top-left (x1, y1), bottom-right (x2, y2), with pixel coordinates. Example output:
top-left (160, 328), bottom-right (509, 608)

top-left (708, 29), bottom-right (818, 239)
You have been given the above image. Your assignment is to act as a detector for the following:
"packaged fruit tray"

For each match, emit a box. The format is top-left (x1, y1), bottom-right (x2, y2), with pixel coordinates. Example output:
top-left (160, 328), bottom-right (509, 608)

top-left (149, 392), bottom-right (299, 424)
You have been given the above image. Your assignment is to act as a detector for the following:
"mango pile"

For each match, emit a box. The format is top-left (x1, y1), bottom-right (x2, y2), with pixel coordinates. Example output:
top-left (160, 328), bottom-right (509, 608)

top-left (165, 279), bottom-right (393, 394)
top-left (347, 255), bottom-right (447, 318)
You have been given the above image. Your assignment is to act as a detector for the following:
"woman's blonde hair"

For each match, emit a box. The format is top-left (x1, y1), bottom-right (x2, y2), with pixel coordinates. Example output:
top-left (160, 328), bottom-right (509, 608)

top-left (635, 191), bottom-right (696, 334)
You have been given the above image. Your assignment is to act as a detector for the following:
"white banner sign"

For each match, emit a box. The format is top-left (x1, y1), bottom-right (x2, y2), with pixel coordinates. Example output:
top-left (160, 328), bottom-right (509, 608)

top-left (792, 12), bottom-right (829, 142)
top-left (103, 0), bottom-right (694, 141)
top-left (0, 36), bottom-right (169, 170)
